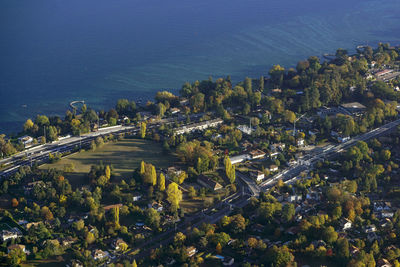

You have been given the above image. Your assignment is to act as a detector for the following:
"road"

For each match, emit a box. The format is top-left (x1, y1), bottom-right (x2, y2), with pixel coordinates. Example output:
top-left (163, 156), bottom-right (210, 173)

top-left (0, 114), bottom-right (205, 178)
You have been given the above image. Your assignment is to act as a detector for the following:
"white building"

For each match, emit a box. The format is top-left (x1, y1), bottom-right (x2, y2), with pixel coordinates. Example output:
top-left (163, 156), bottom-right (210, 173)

top-left (174, 119), bottom-right (223, 135)
top-left (230, 154), bottom-right (251, 165)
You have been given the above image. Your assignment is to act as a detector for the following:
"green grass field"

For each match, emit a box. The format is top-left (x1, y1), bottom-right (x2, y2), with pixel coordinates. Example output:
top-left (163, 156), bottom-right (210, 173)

top-left (41, 137), bottom-right (177, 187)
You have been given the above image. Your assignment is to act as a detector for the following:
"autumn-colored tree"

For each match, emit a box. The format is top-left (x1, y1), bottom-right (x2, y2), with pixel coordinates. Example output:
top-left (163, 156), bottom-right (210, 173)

top-left (158, 173), bottom-right (166, 191)
top-left (86, 231), bottom-right (95, 244)
top-left (150, 165), bottom-right (157, 186)
top-left (11, 198), bottom-right (18, 208)
top-left (167, 182), bottom-right (183, 211)
top-left (216, 242), bottom-right (222, 254)
top-left (140, 161), bottom-right (145, 175)
top-left (105, 165), bottom-right (111, 181)
top-left (132, 259), bottom-right (138, 267)
top-left (140, 122), bottom-right (146, 138)
top-left (41, 206), bottom-right (54, 221)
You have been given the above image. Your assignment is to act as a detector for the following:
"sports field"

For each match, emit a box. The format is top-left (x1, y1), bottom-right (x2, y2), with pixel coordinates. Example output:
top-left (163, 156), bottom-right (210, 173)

top-left (41, 137), bottom-right (177, 186)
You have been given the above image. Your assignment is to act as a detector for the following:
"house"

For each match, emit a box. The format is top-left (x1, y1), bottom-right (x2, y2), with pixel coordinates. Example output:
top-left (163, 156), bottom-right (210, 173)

top-left (271, 88), bottom-right (282, 93)
top-left (223, 256), bottom-right (235, 266)
top-left (103, 204), bottom-right (123, 211)
top-left (364, 225), bottom-right (377, 233)
top-left (148, 201), bottom-right (163, 212)
top-left (269, 165), bottom-right (278, 172)
top-left (331, 131), bottom-right (350, 143)
top-left (339, 102), bottom-right (366, 117)
top-left (270, 143), bottom-right (285, 152)
top-left (186, 246), bottom-right (197, 257)
top-left (377, 259), bottom-right (392, 267)
top-left (25, 222), bottom-right (41, 230)
top-left (350, 245), bottom-right (360, 257)
top-left (113, 238), bottom-right (128, 251)
top-left (250, 171), bottom-right (265, 181)
top-left (1, 229), bottom-right (20, 242)
top-left (367, 232), bottom-right (378, 242)
top-left (170, 107), bottom-right (180, 114)
top-left (269, 152), bottom-right (279, 159)
top-left (93, 249), bottom-right (109, 261)
top-left (62, 237), bottom-right (78, 247)
top-left (230, 154), bottom-right (250, 165)
top-left (179, 98), bottom-right (189, 106)
top-left (340, 218), bottom-right (352, 231)
top-left (18, 135), bottom-right (34, 147)
top-left (7, 244), bottom-right (26, 254)
top-left (173, 118), bottom-right (223, 135)
top-left (297, 138), bottom-right (305, 147)
top-left (132, 193), bottom-right (142, 202)
top-left (237, 125), bottom-right (253, 135)
top-left (287, 195), bottom-right (302, 202)
top-left (197, 175), bottom-right (223, 191)
top-left (249, 149), bottom-right (266, 159)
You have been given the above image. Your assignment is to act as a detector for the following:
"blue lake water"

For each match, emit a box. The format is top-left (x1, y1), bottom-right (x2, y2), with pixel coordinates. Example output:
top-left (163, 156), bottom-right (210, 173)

top-left (1, 0), bottom-right (400, 134)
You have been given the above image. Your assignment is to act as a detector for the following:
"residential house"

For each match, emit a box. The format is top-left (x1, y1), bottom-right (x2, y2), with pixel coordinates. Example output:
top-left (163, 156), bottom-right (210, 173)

top-left (103, 204), bottom-right (123, 211)
top-left (223, 256), bottom-right (235, 266)
top-left (7, 244), bottom-right (26, 254)
top-left (170, 107), bottom-right (180, 114)
top-left (250, 171), bottom-right (265, 182)
top-left (377, 258), bottom-right (392, 267)
top-left (197, 175), bottom-right (223, 191)
top-left (287, 195), bottom-right (302, 203)
top-left (186, 246), bottom-right (197, 257)
top-left (364, 225), bottom-right (377, 233)
top-left (339, 102), bottom-right (366, 117)
top-left (113, 238), bottom-right (128, 251)
top-left (132, 193), bottom-right (142, 202)
top-left (340, 218), bottom-right (352, 231)
top-left (1, 229), bottom-right (20, 242)
top-left (249, 149), bottom-right (266, 159)
top-left (18, 135), bottom-right (33, 147)
top-left (237, 125), bottom-right (253, 135)
top-left (270, 143), bottom-right (285, 152)
top-left (230, 154), bottom-right (250, 165)
top-left (93, 249), bottom-right (109, 261)
top-left (174, 118), bottom-right (223, 135)
top-left (269, 165), bottom-right (278, 172)
top-left (148, 201), bottom-right (163, 212)
top-left (297, 138), bottom-right (305, 147)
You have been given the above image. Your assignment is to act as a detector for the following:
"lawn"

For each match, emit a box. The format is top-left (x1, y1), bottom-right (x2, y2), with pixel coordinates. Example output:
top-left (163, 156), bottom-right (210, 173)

top-left (41, 137), bottom-right (177, 187)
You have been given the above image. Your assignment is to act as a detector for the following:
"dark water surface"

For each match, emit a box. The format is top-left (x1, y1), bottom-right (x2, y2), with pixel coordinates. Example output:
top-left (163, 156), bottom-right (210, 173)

top-left (1, 0), bottom-right (400, 133)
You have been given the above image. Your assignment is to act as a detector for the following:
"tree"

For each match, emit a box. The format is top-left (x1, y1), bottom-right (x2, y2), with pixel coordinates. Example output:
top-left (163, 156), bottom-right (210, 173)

top-left (323, 226), bottom-right (338, 244)
top-left (230, 214), bottom-right (246, 233)
top-left (86, 231), bottom-right (95, 244)
top-left (158, 173), bottom-right (166, 191)
top-left (145, 208), bottom-right (160, 229)
top-left (281, 203), bottom-right (295, 223)
top-left (41, 206), bottom-right (54, 221)
top-left (140, 161), bottom-right (145, 175)
top-left (174, 232), bottom-right (186, 246)
top-left (150, 165), bottom-right (157, 186)
top-left (140, 122), bottom-right (146, 138)
top-left (157, 102), bottom-right (166, 117)
top-left (11, 198), bottom-right (18, 208)
top-left (284, 110), bottom-right (296, 123)
top-left (224, 156), bottom-right (235, 184)
top-left (7, 247), bottom-right (26, 266)
top-left (216, 242), bottom-right (222, 254)
top-left (167, 182), bottom-right (183, 212)
top-left (188, 186), bottom-right (197, 199)
top-left (336, 238), bottom-right (349, 258)
top-left (267, 245), bottom-right (294, 267)
top-left (23, 119), bottom-right (34, 132)
top-left (269, 65), bottom-right (285, 87)
top-left (132, 260), bottom-right (138, 267)
top-left (105, 165), bottom-right (111, 181)
top-left (112, 206), bottom-right (120, 227)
